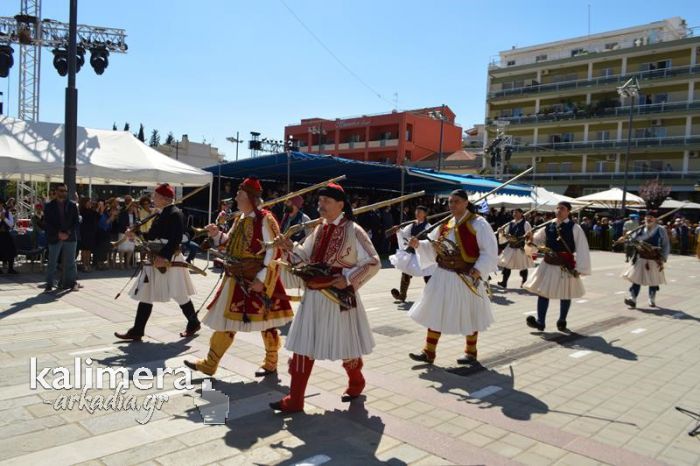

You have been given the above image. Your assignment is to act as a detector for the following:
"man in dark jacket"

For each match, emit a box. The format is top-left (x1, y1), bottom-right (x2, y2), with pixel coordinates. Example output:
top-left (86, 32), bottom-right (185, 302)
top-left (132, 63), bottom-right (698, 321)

top-left (43, 183), bottom-right (80, 291)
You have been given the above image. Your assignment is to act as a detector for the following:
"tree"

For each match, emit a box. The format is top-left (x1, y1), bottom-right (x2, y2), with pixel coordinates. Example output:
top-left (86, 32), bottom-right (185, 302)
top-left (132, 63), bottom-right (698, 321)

top-left (165, 132), bottom-right (174, 145)
top-left (137, 124), bottom-right (145, 142)
top-left (123, 122), bottom-right (130, 131)
top-left (638, 179), bottom-right (671, 210)
top-left (112, 122), bottom-right (117, 130)
top-left (149, 129), bottom-right (161, 147)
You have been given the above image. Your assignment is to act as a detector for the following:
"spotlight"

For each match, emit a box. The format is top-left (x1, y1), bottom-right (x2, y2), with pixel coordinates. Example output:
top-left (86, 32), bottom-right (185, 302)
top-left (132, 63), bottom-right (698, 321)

top-left (76, 47), bottom-right (85, 73)
top-left (52, 48), bottom-right (68, 76)
top-left (0, 45), bottom-right (14, 78)
top-left (89, 47), bottom-right (109, 75)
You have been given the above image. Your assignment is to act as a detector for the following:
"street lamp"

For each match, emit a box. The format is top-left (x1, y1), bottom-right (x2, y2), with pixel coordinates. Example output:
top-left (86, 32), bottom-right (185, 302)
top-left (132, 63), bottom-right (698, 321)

top-left (617, 77), bottom-right (640, 218)
top-left (226, 132), bottom-right (242, 161)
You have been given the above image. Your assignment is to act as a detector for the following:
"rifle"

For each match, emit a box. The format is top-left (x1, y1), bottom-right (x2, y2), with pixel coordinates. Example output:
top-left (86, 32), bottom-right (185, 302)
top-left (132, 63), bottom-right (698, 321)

top-left (384, 211), bottom-right (452, 238)
top-left (613, 204), bottom-right (687, 246)
top-left (263, 190), bottom-right (427, 248)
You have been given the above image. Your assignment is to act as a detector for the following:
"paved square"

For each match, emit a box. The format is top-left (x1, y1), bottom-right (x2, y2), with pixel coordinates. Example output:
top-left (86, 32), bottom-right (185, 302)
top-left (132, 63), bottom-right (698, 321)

top-left (1, 250), bottom-right (699, 465)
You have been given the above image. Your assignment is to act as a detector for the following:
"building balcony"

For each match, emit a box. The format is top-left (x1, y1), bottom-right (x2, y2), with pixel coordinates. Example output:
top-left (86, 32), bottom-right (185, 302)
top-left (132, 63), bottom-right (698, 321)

top-left (488, 64), bottom-right (700, 101)
top-left (367, 138), bottom-right (398, 148)
top-left (487, 100), bottom-right (700, 127)
top-left (511, 135), bottom-right (700, 154)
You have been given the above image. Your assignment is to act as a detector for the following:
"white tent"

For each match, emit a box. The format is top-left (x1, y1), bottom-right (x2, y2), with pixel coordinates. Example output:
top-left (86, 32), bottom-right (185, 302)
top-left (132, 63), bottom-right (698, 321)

top-left (470, 186), bottom-right (584, 212)
top-left (659, 198), bottom-right (700, 210)
top-left (0, 116), bottom-right (212, 186)
top-left (575, 187), bottom-right (645, 209)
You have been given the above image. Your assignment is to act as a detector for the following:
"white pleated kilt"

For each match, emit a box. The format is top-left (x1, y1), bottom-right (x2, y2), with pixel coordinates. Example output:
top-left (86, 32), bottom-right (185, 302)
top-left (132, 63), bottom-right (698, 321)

top-left (129, 253), bottom-right (195, 305)
top-left (408, 267), bottom-right (495, 335)
top-left (498, 246), bottom-right (534, 270)
top-left (621, 259), bottom-right (666, 286)
top-left (202, 277), bottom-right (294, 332)
top-left (284, 290), bottom-right (375, 361)
top-left (524, 262), bottom-right (585, 299)
top-left (280, 268), bottom-right (305, 294)
top-left (389, 250), bottom-right (436, 277)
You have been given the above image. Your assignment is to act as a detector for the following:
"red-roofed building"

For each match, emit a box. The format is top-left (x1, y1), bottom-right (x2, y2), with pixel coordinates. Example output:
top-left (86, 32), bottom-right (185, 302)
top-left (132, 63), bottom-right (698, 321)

top-left (284, 106), bottom-right (462, 165)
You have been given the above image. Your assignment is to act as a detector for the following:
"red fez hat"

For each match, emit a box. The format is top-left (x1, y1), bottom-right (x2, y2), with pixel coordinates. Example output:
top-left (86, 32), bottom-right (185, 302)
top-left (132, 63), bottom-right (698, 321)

top-left (239, 177), bottom-right (262, 197)
top-left (290, 195), bottom-right (304, 209)
top-left (155, 183), bottom-right (175, 199)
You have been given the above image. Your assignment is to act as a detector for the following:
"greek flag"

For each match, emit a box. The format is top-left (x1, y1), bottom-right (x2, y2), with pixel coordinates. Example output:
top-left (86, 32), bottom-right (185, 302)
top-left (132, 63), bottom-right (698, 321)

top-left (477, 199), bottom-right (490, 214)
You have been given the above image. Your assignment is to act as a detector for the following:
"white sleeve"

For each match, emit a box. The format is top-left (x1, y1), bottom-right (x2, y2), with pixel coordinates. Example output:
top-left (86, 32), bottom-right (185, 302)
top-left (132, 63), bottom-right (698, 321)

top-left (255, 215), bottom-right (275, 282)
top-left (573, 224), bottom-right (591, 275)
top-left (341, 224), bottom-right (380, 289)
top-left (524, 221), bottom-right (532, 233)
top-left (292, 224), bottom-right (320, 262)
top-left (415, 223), bottom-right (440, 268)
top-left (396, 224), bottom-right (412, 250)
top-left (473, 217), bottom-right (499, 276)
top-left (532, 225), bottom-right (547, 245)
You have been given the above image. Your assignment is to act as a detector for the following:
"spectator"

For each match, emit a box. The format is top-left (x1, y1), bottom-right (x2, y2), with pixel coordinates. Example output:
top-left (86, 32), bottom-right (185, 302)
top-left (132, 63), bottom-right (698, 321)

top-left (78, 197), bottom-right (98, 272)
top-left (674, 218), bottom-right (690, 255)
top-left (30, 203), bottom-right (46, 249)
top-left (0, 198), bottom-right (18, 274)
top-left (93, 200), bottom-right (111, 270)
top-left (43, 184), bottom-right (80, 291)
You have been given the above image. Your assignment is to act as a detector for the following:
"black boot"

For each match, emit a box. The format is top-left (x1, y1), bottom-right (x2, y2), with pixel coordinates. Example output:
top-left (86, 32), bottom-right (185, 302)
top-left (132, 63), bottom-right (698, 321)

top-left (179, 301), bottom-right (201, 337)
top-left (519, 269), bottom-right (528, 287)
top-left (115, 302), bottom-right (152, 341)
top-left (499, 268), bottom-right (511, 288)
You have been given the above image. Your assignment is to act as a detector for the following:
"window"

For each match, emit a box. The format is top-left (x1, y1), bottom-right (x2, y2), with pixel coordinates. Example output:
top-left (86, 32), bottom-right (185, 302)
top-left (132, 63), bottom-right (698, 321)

top-left (507, 60), bottom-right (516, 66)
top-left (599, 68), bottom-right (613, 78)
top-left (561, 132), bottom-right (574, 143)
top-left (604, 42), bottom-right (619, 50)
top-left (535, 54), bottom-right (548, 62)
top-left (560, 162), bottom-right (573, 173)
top-left (571, 48), bottom-right (585, 57)
top-left (657, 59), bottom-right (671, 69)
top-left (546, 162), bottom-right (559, 173)
top-left (650, 127), bottom-right (667, 138)
top-left (597, 131), bottom-right (610, 141)
top-left (511, 107), bottom-right (523, 117)
top-left (596, 161), bottom-right (612, 172)
top-left (653, 93), bottom-right (668, 104)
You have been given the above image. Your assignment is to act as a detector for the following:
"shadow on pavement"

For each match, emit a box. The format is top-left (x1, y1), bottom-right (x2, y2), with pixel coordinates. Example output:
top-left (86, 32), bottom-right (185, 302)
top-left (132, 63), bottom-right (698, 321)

top-left (421, 364), bottom-right (549, 421)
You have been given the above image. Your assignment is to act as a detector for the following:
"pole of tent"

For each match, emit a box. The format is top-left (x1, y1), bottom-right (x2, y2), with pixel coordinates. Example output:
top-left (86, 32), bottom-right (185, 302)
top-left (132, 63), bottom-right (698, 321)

top-left (400, 166), bottom-right (405, 223)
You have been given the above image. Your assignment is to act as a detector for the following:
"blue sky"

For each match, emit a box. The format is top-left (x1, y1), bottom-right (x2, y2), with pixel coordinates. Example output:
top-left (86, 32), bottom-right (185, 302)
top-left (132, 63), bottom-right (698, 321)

top-left (1, 1), bottom-right (698, 160)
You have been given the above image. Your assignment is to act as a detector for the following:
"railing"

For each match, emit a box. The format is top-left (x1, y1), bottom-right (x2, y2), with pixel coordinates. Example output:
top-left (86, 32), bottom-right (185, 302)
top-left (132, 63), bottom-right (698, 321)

top-left (488, 64), bottom-right (700, 99)
top-left (488, 100), bottom-right (700, 126)
top-left (511, 135), bottom-right (700, 153)
top-left (522, 170), bottom-right (700, 182)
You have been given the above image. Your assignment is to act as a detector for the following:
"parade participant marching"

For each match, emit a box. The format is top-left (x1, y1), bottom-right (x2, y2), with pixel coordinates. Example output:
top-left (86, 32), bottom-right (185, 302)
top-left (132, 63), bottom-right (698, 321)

top-left (622, 212), bottom-right (670, 308)
top-left (184, 177), bottom-right (293, 377)
top-left (406, 189), bottom-right (499, 365)
top-left (279, 195), bottom-right (312, 298)
top-left (270, 183), bottom-right (380, 412)
top-left (390, 205), bottom-right (432, 303)
top-left (496, 208), bottom-right (533, 289)
top-left (115, 183), bottom-right (201, 341)
top-left (524, 201), bottom-right (591, 332)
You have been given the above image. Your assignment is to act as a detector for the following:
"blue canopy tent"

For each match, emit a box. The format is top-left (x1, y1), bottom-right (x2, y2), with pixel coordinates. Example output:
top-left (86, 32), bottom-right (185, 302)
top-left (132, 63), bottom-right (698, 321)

top-left (204, 152), bottom-right (531, 196)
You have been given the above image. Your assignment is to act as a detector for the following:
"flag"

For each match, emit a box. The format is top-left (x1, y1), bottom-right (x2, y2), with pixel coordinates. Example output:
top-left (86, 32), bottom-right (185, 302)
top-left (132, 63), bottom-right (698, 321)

top-left (478, 199), bottom-right (490, 214)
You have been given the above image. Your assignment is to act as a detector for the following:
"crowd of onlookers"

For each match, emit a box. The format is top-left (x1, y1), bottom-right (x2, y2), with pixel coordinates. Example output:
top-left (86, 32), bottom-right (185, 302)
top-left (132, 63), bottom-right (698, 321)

top-left (3, 183), bottom-right (700, 284)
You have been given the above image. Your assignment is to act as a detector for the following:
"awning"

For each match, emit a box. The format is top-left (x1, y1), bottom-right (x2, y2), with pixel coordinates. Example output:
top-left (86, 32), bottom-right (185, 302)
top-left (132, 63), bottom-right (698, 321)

top-left (204, 152), bottom-right (531, 196)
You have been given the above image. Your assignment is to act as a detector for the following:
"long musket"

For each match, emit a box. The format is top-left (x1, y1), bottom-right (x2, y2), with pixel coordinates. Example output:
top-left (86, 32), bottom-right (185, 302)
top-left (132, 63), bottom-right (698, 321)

top-left (496, 207), bottom-right (538, 234)
top-left (111, 184), bottom-right (209, 249)
top-left (415, 166), bottom-right (534, 241)
top-left (526, 202), bottom-right (595, 236)
top-left (219, 175), bottom-right (347, 224)
top-left (385, 211), bottom-right (452, 238)
top-left (613, 204), bottom-right (687, 245)
top-left (263, 190), bottom-right (427, 248)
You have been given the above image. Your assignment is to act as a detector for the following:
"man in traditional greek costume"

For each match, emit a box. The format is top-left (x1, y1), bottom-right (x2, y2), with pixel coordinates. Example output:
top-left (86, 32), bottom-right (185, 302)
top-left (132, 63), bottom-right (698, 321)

top-left (389, 205), bottom-right (432, 303)
top-left (524, 201), bottom-right (591, 332)
top-left (406, 189), bottom-right (498, 365)
top-left (496, 208), bottom-right (533, 289)
top-left (115, 183), bottom-right (200, 341)
top-left (622, 212), bottom-right (669, 308)
top-left (184, 177), bottom-right (293, 377)
top-left (270, 183), bottom-right (380, 412)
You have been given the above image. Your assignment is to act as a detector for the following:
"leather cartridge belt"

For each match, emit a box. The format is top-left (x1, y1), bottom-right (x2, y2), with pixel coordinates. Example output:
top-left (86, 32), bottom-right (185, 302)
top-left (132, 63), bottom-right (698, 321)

top-left (507, 238), bottom-right (526, 249)
top-left (638, 249), bottom-right (661, 261)
top-left (223, 257), bottom-right (264, 281)
top-left (543, 251), bottom-right (574, 267)
top-left (436, 254), bottom-right (474, 274)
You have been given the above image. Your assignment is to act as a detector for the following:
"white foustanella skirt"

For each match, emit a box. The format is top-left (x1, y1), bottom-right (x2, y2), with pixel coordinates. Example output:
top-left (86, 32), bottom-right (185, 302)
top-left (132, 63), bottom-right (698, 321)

top-left (524, 262), bottom-right (585, 299)
top-left (498, 246), bottom-right (534, 270)
top-left (285, 289), bottom-right (375, 361)
top-left (408, 267), bottom-right (494, 335)
top-left (129, 252), bottom-right (195, 305)
top-left (621, 258), bottom-right (666, 286)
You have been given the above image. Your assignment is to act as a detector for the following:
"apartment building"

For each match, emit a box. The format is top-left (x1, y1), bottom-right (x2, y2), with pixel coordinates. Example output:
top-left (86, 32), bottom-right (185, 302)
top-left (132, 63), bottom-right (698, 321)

top-left (485, 17), bottom-right (700, 198)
